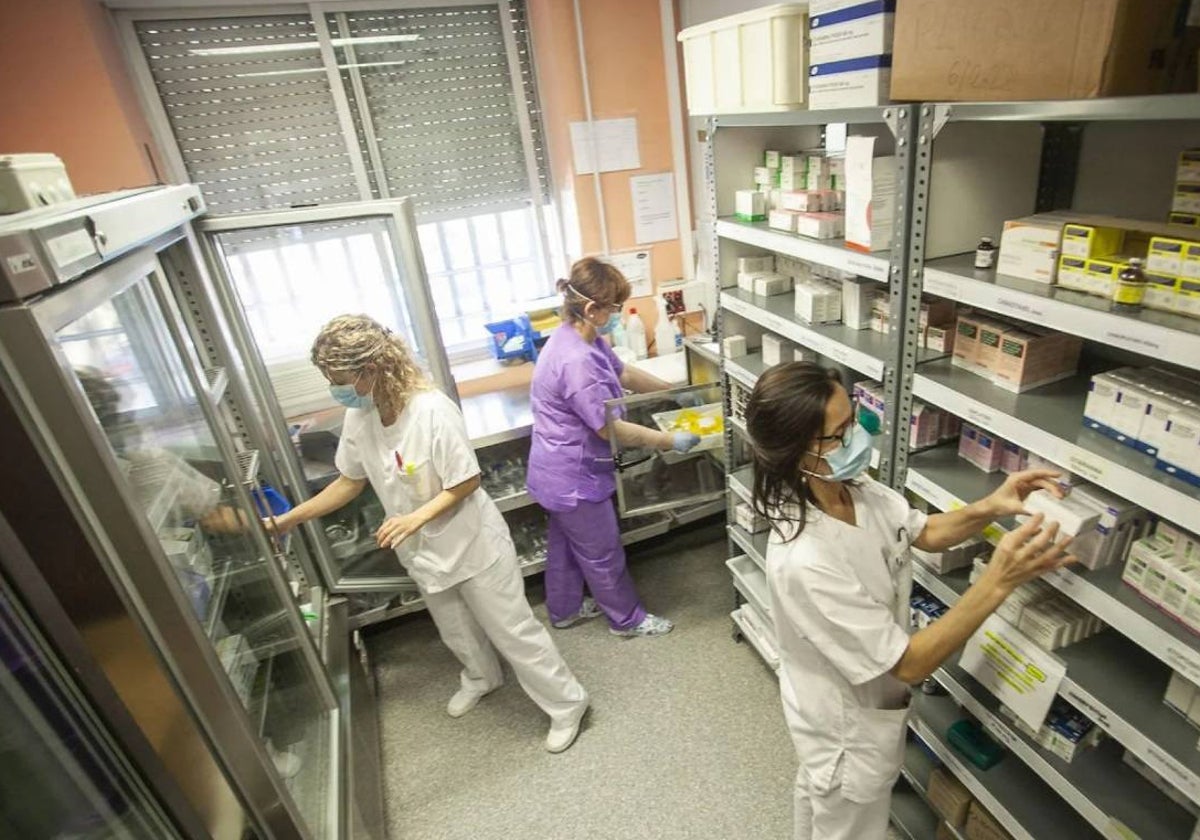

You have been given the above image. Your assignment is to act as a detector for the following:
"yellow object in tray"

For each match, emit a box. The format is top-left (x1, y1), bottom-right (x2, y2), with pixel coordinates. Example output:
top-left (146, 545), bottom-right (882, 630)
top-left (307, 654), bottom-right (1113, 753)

top-left (650, 403), bottom-right (726, 454)
top-left (668, 407), bottom-right (724, 436)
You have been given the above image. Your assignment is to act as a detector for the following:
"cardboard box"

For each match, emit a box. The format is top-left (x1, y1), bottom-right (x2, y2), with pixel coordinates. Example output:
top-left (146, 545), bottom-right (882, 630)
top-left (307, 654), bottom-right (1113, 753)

top-left (768, 209), bottom-right (800, 233)
top-left (844, 136), bottom-right (895, 252)
top-left (809, 55), bottom-right (893, 110)
top-left (809, 2), bottom-right (895, 65)
top-left (952, 313), bottom-right (984, 373)
top-left (926, 324), bottom-right (954, 354)
top-left (762, 333), bottom-right (795, 366)
top-left (1056, 256), bottom-right (1090, 292)
top-left (1148, 236), bottom-right (1189, 276)
top-left (1061, 223), bottom-right (1124, 260)
top-left (997, 214), bottom-right (1068, 284)
top-left (927, 767), bottom-right (973, 827)
top-left (736, 190), bottom-right (767, 222)
top-left (975, 319), bottom-right (1010, 374)
top-left (1086, 259), bottom-right (1121, 298)
top-left (1144, 270), bottom-right (1179, 312)
top-left (738, 255), bottom-right (775, 274)
top-left (890, 0), bottom-right (1183, 102)
top-left (842, 276), bottom-right (874, 330)
top-left (994, 330), bottom-right (1082, 393)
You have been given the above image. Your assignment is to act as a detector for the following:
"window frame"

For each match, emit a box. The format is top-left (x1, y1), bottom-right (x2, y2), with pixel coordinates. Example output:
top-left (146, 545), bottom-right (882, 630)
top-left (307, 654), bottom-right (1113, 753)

top-left (113, 0), bottom-right (558, 363)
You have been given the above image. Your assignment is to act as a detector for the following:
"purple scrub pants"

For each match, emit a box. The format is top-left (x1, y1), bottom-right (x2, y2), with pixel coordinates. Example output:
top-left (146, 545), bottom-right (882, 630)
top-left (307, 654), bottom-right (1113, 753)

top-left (545, 497), bottom-right (647, 631)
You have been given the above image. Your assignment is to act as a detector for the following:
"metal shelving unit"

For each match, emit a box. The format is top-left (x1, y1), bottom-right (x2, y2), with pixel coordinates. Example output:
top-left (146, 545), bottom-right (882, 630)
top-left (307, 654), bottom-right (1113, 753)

top-left (707, 93), bottom-right (1200, 836)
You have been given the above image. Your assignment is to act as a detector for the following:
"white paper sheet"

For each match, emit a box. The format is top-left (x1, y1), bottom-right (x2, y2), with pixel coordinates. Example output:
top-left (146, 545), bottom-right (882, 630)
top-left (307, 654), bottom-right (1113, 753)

top-left (603, 250), bottom-right (653, 298)
top-left (569, 117), bottom-right (641, 175)
top-left (958, 613), bottom-right (1067, 731)
top-left (631, 172), bottom-right (678, 245)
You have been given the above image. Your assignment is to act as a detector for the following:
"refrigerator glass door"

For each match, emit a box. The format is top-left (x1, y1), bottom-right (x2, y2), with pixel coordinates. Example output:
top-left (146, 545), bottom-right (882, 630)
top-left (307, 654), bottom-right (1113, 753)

top-left (198, 201), bottom-right (451, 593)
top-left (57, 272), bottom-right (335, 839)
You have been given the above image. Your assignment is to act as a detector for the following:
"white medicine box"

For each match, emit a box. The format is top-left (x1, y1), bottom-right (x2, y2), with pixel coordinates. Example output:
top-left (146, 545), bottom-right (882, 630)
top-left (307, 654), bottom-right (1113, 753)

top-left (678, 4), bottom-right (808, 115)
top-left (0, 154), bottom-right (75, 214)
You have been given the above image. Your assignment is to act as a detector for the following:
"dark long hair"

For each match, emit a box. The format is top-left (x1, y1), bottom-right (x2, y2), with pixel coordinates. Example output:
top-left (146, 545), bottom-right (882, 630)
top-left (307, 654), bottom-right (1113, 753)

top-left (746, 362), bottom-right (842, 541)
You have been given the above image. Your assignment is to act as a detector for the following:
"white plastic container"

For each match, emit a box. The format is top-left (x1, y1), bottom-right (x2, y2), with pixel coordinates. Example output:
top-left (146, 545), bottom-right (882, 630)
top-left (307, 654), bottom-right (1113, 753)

top-left (678, 4), bottom-right (808, 115)
top-left (654, 299), bottom-right (680, 355)
top-left (0, 154), bottom-right (75, 214)
top-left (625, 307), bottom-right (648, 359)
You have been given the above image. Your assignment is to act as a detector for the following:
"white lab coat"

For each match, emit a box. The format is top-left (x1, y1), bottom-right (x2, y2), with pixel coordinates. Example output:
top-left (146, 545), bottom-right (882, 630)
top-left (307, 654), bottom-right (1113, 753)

top-left (766, 476), bottom-right (928, 840)
top-left (336, 390), bottom-right (586, 722)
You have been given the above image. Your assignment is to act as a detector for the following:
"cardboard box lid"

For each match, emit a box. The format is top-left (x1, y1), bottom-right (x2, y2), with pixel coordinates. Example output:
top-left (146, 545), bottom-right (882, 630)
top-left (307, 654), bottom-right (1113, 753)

top-left (890, 0), bottom-right (1180, 102)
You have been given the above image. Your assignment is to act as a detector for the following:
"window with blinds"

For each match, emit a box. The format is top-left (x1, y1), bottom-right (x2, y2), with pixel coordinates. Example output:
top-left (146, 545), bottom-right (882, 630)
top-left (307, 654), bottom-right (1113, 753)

top-left (129, 3), bottom-right (555, 360)
top-left (134, 14), bottom-right (364, 214)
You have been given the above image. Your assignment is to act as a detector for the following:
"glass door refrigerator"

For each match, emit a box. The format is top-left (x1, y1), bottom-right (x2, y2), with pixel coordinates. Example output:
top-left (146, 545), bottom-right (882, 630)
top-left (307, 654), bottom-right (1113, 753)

top-left (0, 185), bottom-right (385, 839)
top-left (191, 202), bottom-right (454, 624)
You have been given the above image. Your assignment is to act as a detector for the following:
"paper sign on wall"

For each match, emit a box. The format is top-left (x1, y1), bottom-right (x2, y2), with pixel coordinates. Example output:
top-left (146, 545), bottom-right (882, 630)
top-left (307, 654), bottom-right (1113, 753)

top-left (602, 250), bottom-right (652, 298)
top-left (570, 117), bottom-right (641, 174)
top-left (958, 614), bottom-right (1067, 731)
top-left (631, 172), bottom-right (678, 245)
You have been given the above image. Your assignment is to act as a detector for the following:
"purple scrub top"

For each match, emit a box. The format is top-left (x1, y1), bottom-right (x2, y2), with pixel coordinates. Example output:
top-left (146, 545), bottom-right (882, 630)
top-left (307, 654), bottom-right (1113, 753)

top-left (527, 324), bottom-right (625, 512)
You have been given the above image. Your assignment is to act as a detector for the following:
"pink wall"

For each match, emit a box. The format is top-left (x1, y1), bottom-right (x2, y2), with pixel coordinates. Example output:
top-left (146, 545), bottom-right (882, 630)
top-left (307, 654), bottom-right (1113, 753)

top-left (529, 0), bottom-right (686, 342)
top-left (0, 0), bottom-right (161, 195)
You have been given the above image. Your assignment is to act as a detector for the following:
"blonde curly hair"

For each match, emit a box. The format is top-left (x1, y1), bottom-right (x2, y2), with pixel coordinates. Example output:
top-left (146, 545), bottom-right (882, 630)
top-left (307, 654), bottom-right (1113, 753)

top-left (311, 315), bottom-right (429, 419)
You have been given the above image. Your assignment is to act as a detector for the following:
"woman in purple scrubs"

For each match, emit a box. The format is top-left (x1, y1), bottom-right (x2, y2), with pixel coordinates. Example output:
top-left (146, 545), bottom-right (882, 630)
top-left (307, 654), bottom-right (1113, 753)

top-left (527, 258), bottom-right (700, 638)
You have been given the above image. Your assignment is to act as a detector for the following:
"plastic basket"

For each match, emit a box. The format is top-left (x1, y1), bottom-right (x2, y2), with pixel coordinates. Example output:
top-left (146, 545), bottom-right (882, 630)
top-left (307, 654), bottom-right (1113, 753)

top-left (485, 314), bottom-right (539, 362)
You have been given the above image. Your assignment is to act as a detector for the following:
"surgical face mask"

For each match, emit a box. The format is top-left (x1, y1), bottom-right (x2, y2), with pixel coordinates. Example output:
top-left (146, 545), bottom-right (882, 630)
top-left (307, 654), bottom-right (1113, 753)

top-left (804, 423), bottom-right (873, 482)
top-left (597, 312), bottom-right (621, 335)
top-left (329, 371), bottom-right (374, 410)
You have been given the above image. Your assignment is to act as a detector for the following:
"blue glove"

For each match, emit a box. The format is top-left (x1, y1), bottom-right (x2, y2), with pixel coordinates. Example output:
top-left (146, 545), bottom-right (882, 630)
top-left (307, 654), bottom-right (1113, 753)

top-left (676, 392), bottom-right (705, 408)
top-left (672, 432), bottom-right (702, 453)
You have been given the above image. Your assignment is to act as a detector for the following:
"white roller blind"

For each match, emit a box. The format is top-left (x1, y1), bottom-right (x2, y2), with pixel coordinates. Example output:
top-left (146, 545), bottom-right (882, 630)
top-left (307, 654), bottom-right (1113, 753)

top-left (133, 4), bottom-right (549, 220)
top-left (134, 14), bottom-right (364, 214)
top-left (328, 4), bottom-right (547, 218)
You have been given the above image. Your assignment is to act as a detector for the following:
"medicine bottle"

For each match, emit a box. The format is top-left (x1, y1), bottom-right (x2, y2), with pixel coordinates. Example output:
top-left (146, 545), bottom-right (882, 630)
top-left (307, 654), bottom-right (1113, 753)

top-left (1113, 258), bottom-right (1146, 312)
top-left (974, 236), bottom-right (996, 270)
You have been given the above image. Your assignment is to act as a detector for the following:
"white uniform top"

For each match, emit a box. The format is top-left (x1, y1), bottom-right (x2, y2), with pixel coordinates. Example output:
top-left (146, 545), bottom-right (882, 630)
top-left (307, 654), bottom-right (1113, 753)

top-left (335, 389), bottom-right (513, 594)
top-left (766, 476), bottom-right (928, 804)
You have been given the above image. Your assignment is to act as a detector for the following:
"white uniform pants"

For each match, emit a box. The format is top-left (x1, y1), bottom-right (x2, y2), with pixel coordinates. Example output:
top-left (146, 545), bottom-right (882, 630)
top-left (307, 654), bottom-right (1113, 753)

top-left (423, 551), bottom-right (587, 725)
top-left (793, 767), bottom-right (891, 840)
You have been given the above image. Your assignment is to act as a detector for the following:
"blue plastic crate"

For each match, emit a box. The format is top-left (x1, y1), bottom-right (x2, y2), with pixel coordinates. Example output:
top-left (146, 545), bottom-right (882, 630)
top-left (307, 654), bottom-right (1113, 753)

top-left (485, 315), bottom-right (539, 362)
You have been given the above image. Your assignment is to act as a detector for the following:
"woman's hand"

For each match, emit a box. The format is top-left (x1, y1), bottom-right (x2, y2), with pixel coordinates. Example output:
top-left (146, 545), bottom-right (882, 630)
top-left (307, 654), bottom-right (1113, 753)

top-left (262, 510), bottom-right (296, 536)
top-left (376, 512), bottom-right (426, 549)
top-left (981, 513), bottom-right (1076, 597)
top-left (982, 468), bottom-right (1063, 518)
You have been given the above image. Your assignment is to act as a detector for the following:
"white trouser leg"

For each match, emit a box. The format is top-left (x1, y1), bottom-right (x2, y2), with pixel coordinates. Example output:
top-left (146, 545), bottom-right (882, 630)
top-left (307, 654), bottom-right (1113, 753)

top-left (793, 767), bottom-right (891, 840)
top-left (424, 581), bottom-right (504, 696)
top-left (459, 553), bottom-right (588, 724)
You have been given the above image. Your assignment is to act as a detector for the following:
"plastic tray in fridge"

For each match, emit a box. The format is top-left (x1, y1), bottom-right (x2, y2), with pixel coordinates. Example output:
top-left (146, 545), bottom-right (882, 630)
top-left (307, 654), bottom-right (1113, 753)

top-left (650, 403), bottom-right (725, 453)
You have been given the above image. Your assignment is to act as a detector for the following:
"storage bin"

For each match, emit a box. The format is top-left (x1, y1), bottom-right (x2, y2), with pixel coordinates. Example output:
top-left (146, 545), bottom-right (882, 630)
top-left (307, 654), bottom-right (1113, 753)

top-left (678, 3), bottom-right (808, 115)
top-left (0, 154), bottom-right (74, 214)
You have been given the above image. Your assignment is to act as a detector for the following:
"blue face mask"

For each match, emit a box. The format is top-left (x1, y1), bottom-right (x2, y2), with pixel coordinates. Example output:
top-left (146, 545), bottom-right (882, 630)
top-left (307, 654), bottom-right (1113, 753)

top-left (806, 423), bottom-right (873, 482)
top-left (597, 312), bottom-right (621, 335)
top-left (330, 377), bottom-right (374, 410)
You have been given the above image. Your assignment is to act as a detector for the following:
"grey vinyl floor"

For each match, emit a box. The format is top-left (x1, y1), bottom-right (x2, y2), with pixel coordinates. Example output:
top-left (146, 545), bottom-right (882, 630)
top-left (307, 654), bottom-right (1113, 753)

top-left (365, 519), bottom-right (799, 840)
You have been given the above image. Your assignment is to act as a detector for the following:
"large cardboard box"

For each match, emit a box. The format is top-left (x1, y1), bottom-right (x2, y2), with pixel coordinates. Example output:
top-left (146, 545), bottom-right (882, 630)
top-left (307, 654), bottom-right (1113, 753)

top-left (891, 0), bottom-right (1181, 102)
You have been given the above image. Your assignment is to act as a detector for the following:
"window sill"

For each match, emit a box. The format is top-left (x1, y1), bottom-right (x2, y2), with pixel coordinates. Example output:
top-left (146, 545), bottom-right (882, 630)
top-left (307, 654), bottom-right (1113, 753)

top-left (453, 356), bottom-right (534, 398)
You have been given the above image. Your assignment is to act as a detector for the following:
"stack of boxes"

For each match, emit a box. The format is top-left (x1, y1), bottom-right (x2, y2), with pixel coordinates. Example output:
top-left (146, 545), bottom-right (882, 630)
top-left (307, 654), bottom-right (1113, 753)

top-left (1002, 698), bottom-right (1103, 764)
top-left (951, 311), bottom-right (1083, 392)
top-left (1170, 149), bottom-right (1200, 229)
top-left (734, 502), bottom-right (770, 534)
top-left (764, 150), bottom-right (847, 239)
top-left (1082, 366), bottom-right (1200, 486)
top-left (970, 556), bottom-right (1106, 651)
top-left (916, 296), bottom-right (957, 353)
top-left (912, 537), bottom-right (989, 576)
top-left (1018, 486), bottom-right (1146, 571)
top-left (807, 0), bottom-right (895, 110)
top-left (867, 290), bottom-right (892, 334)
top-left (1163, 670), bottom-right (1200, 732)
top-left (1122, 521), bottom-right (1200, 632)
top-left (729, 381), bottom-right (751, 425)
top-left (853, 379), bottom-right (960, 450)
top-left (996, 203), bottom-right (1200, 320)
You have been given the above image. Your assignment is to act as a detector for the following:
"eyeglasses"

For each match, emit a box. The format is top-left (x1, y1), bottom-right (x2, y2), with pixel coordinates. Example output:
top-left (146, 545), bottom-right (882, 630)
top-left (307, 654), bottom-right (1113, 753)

top-left (813, 399), bottom-right (861, 450)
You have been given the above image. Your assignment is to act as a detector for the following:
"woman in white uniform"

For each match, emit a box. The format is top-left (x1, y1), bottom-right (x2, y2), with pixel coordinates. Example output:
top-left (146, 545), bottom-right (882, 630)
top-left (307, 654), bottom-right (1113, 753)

top-left (273, 315), bottom-right (590, 753)
top-left (745, 363), bottom-right (1076, 839)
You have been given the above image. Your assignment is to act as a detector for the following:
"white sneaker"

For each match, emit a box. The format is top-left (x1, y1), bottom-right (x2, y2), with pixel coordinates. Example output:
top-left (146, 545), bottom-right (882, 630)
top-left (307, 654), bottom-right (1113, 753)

top-left (610, 613), bottom-right (674, 638)
top-left (545, 696), bottom-right (590, 753)
top-left (447, 686), bottom-right (494, 718)
top-left (552, 597), bottom-right (603, 629)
